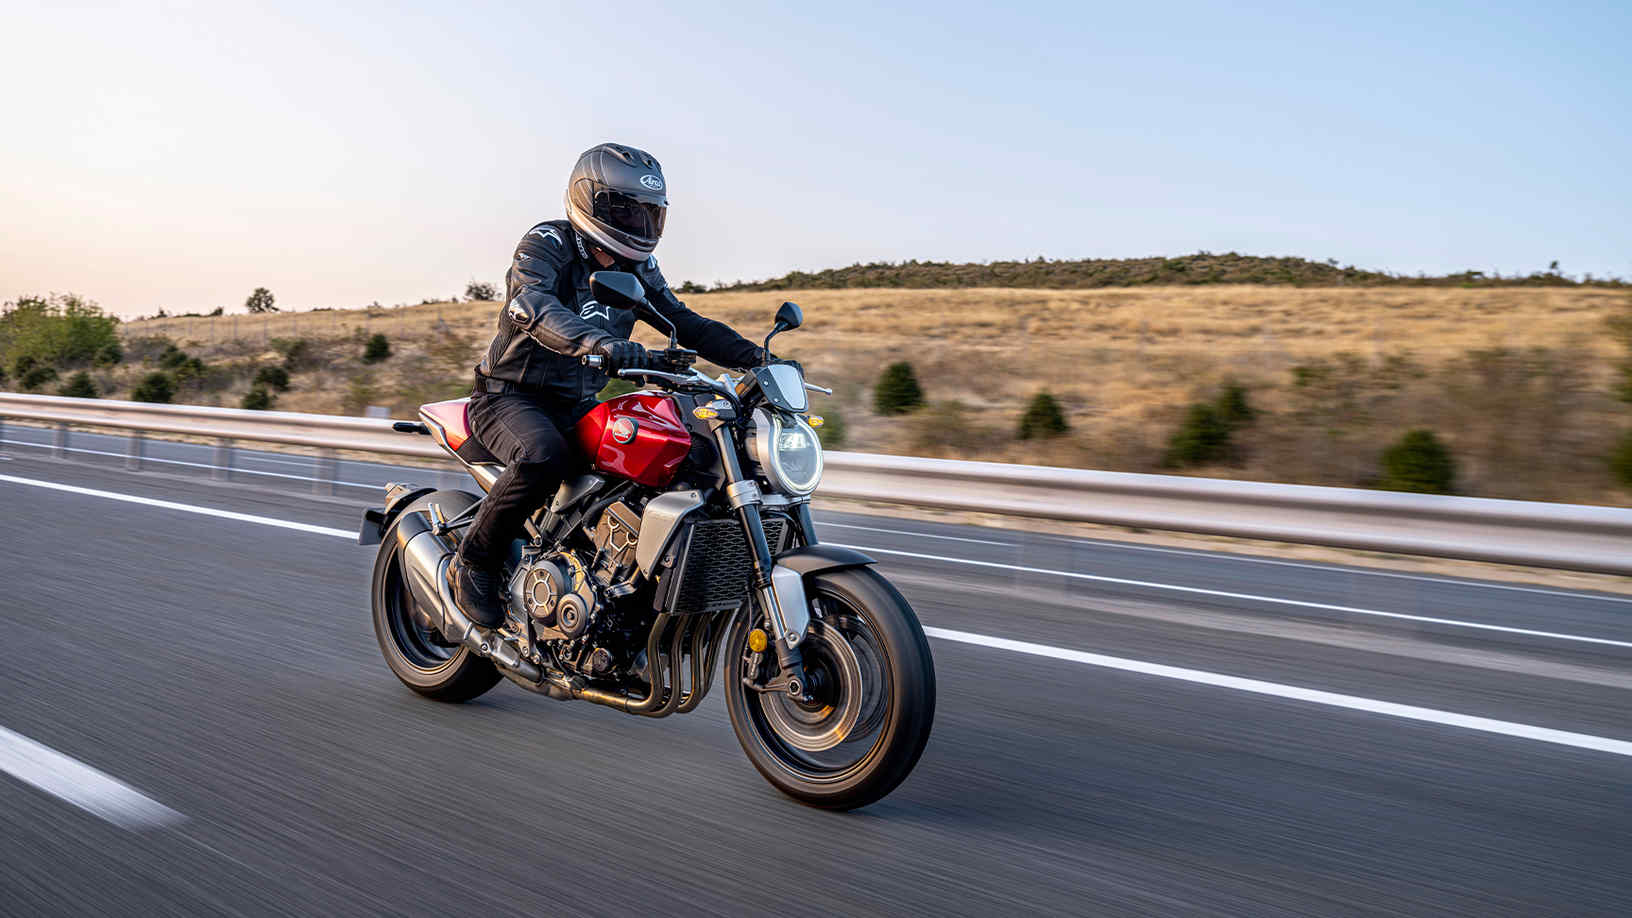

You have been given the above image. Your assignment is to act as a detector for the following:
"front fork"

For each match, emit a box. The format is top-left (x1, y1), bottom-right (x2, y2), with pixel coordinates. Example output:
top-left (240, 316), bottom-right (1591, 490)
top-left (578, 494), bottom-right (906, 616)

top-left (715, 426), bottom-right (811, 697)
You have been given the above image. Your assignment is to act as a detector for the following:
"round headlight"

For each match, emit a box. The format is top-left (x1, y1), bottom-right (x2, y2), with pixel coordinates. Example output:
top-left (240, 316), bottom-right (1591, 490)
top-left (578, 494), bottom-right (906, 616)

top-left (750, 409), bottom-right (823, 496)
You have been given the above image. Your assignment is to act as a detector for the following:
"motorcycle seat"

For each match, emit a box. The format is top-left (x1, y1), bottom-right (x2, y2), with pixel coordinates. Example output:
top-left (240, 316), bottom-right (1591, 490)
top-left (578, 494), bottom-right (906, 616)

top-left (420, 398), bottom-right (500, 465)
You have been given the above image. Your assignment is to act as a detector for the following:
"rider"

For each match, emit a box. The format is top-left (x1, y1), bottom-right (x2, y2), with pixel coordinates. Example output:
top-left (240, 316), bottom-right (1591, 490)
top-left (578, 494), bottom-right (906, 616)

top-left (449, 142), bottom-right (767, 629)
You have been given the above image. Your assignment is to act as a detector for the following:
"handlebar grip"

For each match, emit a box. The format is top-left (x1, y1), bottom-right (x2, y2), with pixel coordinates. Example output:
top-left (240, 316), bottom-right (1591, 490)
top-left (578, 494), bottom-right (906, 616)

top-left (581, 354), bottom-right (605, 369)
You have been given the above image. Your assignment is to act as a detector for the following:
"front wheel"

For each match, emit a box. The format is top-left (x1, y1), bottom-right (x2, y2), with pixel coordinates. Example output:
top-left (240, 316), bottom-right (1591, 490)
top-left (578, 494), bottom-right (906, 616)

top-left (724, 567), bottom-right (936, 810)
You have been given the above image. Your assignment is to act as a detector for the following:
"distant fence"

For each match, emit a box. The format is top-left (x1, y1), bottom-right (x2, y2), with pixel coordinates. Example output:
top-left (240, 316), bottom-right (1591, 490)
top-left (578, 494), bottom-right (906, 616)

top-left (3, 392), bottom-right (1631, 575)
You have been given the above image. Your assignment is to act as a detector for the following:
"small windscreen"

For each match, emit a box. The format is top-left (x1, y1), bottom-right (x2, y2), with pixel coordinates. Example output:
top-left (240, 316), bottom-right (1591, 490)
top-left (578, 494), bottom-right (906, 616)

top-left (754, 364), bottom-right (808, 412)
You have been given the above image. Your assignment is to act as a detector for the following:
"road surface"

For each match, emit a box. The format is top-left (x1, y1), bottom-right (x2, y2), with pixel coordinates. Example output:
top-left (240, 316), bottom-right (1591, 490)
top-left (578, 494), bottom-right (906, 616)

top-left (1, 433), bottom-right (1628, 916)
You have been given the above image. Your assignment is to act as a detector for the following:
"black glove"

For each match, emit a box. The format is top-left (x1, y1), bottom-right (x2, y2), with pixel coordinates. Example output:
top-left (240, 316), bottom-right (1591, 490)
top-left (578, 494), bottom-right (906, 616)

top-left (595, 339), bottom-right (653, 374)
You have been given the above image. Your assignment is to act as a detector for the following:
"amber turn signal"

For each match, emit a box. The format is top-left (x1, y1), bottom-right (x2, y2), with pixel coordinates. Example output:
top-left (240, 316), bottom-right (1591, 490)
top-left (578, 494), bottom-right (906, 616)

top-left (806, 415), bottom-right (824, 427)
top-left (692, 406), bottom-right (719, 420)
top-left (747, 628), bottom-right (768, 653)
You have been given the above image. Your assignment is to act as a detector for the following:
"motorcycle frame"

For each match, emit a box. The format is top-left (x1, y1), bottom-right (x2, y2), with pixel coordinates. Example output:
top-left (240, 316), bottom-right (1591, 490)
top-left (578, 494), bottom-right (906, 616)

top-left (394, 369), bottom-right (837, 717)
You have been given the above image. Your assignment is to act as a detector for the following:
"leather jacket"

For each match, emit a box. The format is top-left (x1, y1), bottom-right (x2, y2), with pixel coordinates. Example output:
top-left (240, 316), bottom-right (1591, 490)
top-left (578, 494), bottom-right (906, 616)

top-left (476, 220), bottom-right (763, 404)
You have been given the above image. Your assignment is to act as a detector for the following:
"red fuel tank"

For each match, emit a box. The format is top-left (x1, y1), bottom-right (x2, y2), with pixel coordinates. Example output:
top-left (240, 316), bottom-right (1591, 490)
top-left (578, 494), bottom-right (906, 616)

top-left (575, 393), bottom-right (692, 487)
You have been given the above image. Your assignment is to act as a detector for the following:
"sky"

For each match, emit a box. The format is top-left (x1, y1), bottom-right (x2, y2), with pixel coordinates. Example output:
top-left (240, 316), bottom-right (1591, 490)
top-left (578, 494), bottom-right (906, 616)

top-left (2, 0), bottom-right (1629, 317)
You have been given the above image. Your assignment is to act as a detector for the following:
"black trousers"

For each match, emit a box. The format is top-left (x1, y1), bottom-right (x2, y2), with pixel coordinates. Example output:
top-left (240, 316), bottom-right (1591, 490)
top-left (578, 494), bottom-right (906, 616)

top-left (455, 390), bottom-right (594, 570)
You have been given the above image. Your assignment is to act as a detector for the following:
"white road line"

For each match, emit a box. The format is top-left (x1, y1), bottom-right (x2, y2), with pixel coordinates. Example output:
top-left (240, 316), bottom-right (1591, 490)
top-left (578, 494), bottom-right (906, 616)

top-left (1031, 531), bottom-right (1632, 606)
top-left (813, 519), bottom-right (1013, 546)
top-left (831, 543), bottom-right (1632, 650)
top-left (0, 439), bottom-right (380, 490)
top-left (0, 473), bottom-right (356, 539)
top-left (0, 726), bottom-right (184, 829)
top-left (923, 627), bottom-right (1632, 758)
top-left (3, 471), bottom-right (1629, 760)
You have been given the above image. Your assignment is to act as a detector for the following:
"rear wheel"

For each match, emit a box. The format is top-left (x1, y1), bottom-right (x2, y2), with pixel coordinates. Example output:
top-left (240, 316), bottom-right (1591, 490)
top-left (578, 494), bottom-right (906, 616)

top-left (724, 567), bottom-right (935, 810)
top-left (371, 490), bottom-right (501, 702)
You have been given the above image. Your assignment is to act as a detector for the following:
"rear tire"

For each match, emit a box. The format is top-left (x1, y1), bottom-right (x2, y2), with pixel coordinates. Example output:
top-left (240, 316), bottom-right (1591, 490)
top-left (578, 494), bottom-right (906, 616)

top-left (724, 567), bottom-right (935, 810)
top-left (371, 490), bottom-right (502, 703)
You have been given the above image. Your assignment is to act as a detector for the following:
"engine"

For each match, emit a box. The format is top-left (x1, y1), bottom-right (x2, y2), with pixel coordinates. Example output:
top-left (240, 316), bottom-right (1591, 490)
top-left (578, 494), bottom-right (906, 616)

top-left (506, 500), bottom-right (646, 677)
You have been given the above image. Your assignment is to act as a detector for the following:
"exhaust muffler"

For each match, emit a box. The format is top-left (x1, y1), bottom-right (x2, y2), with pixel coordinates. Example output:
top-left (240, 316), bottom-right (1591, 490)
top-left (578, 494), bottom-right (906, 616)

top-left (393, 510), bottom-right (544, 684)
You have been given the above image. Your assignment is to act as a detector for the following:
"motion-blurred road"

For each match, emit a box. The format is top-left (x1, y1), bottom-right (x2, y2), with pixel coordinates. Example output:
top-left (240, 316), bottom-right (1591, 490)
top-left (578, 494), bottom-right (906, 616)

top-left (2, 430), bottom-right (1629, 916)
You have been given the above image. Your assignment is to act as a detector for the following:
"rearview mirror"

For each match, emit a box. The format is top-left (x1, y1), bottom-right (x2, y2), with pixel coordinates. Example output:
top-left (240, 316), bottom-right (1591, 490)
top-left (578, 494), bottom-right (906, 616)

top-left (774, 301), bottom-right (803, 331)
top-left (762, 300), bottom-right (804, 356)
top-left (588, 271), bottom-right (647, 310)
top-left (590, 270), bottom-right (678, 346)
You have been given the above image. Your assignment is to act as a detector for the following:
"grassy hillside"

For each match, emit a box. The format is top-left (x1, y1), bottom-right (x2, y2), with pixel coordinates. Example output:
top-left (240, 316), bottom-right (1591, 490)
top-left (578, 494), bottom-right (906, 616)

top-left (699, 253), bottom-right (1627, 292)
top-left (106, 285), bottom-right (1632, 506)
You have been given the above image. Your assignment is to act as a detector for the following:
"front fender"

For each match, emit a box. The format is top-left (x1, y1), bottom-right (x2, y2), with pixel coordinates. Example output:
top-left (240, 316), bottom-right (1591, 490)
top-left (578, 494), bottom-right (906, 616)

top-left (774, 544), bottom-right (876, 576)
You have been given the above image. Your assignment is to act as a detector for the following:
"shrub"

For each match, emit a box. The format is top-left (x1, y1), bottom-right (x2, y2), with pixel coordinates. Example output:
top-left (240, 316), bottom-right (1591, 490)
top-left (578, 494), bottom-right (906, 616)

top-left (1214, 381), bottom-right (1255, 427)
top-left (0, 363), bottom-right (7, 386)
top-left (0, 293), bottom-right (120, 371)
top-left (245, 287), bottom-right (277, 313)
top-left (130, 372), bottom-right (175, 403)
top-left (157, 345), bottom-right (207, 386)
top-left (94, 340), bottom-right (123, 367)
top-left (1164, 402), bottom-right (1232, 466)
top-left (1610, 432), bottom-right (1632, 488)
top-left (813, 409), bottom-right (847, 448)
top-left (156, 343), bottom-right (188, 369)
top-left (253, 365), bottom-right (291, 391)
top-left (1162, 382), bottom-right (1257, 467)
top-left (271, 337), bottom-right (313, 369)
top-left (20, 365), bottom-right (59, 391)
top-left (465, 280), bottom-right (497, 301)
top-left (363, 332), bottom-right (392, 363)
top-left (873, 362), bottom-right (925, 415)
top-left (58, 371), bottom-right (98, 398)
top-left (598, 378), bottom-right (640, 401)
top-left (1017, 391), bottom-right (1070, 439)
top-left (241, 385), bottom-right (275, 410)
top-left (12, 353), bottom-right (38, 378)
top-left (1379, 429), bottom-right (1456, 494)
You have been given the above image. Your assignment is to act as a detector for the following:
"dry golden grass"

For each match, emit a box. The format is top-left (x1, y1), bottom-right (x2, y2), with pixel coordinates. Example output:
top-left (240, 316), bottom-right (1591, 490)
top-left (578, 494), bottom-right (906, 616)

top-left (122, 286), bottom-right (1632, 503)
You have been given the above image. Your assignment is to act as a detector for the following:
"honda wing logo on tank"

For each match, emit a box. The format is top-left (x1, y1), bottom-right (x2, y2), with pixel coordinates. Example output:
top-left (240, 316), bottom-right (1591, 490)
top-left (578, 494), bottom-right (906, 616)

top-left (639, 174), bottom-right (664, 191)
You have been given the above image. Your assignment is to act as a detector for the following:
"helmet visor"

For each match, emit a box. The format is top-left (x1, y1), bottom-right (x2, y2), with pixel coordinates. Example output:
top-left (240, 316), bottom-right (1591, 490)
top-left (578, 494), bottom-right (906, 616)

top-left (592, 189), bottom-right (666, 242)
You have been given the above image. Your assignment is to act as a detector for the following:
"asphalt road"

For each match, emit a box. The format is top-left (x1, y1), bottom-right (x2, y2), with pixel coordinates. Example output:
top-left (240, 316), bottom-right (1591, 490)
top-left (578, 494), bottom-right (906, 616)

top-left (1, 436), bottom-right (1629, 916)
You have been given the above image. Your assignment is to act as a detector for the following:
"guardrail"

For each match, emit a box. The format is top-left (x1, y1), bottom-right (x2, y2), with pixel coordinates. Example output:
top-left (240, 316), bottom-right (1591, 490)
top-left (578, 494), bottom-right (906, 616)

top-left (3, 392), bottom-right (1631, 575)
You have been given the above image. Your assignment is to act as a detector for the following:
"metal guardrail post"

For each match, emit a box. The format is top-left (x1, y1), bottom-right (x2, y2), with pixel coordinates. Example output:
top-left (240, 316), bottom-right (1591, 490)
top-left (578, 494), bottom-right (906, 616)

top-left (127, 432), bottom-right (144, 470)
top-left (313, 449), bottom-right (338, 496)
top-left (53, 423), bottom-right (68, 459)
top-left (212, 439), bottom-right (233, 481)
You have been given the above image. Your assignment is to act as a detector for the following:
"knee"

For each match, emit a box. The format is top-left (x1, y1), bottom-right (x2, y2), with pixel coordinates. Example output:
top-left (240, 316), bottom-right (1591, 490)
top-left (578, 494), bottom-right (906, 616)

top-left (511, 457), bottom-right (571, 490)
top-left (512, 428), bottom-right (571, 467)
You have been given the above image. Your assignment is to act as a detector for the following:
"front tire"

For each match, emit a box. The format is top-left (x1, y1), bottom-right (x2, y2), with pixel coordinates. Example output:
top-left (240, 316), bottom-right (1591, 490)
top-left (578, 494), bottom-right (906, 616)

top-left (371, 490), bottom-right (502, 703)
top-left (724, 567), bottom-right (936, 810)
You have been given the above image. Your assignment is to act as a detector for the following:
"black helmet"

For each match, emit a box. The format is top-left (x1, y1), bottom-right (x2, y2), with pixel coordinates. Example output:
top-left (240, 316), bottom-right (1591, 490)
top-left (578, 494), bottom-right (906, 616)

top-left (565, 143), bottom-right (668, 261)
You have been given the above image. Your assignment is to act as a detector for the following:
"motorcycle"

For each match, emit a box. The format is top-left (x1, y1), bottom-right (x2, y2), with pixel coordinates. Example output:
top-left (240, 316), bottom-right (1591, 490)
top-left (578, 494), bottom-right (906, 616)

top-left (360, 271), bottom-right (935, 809)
